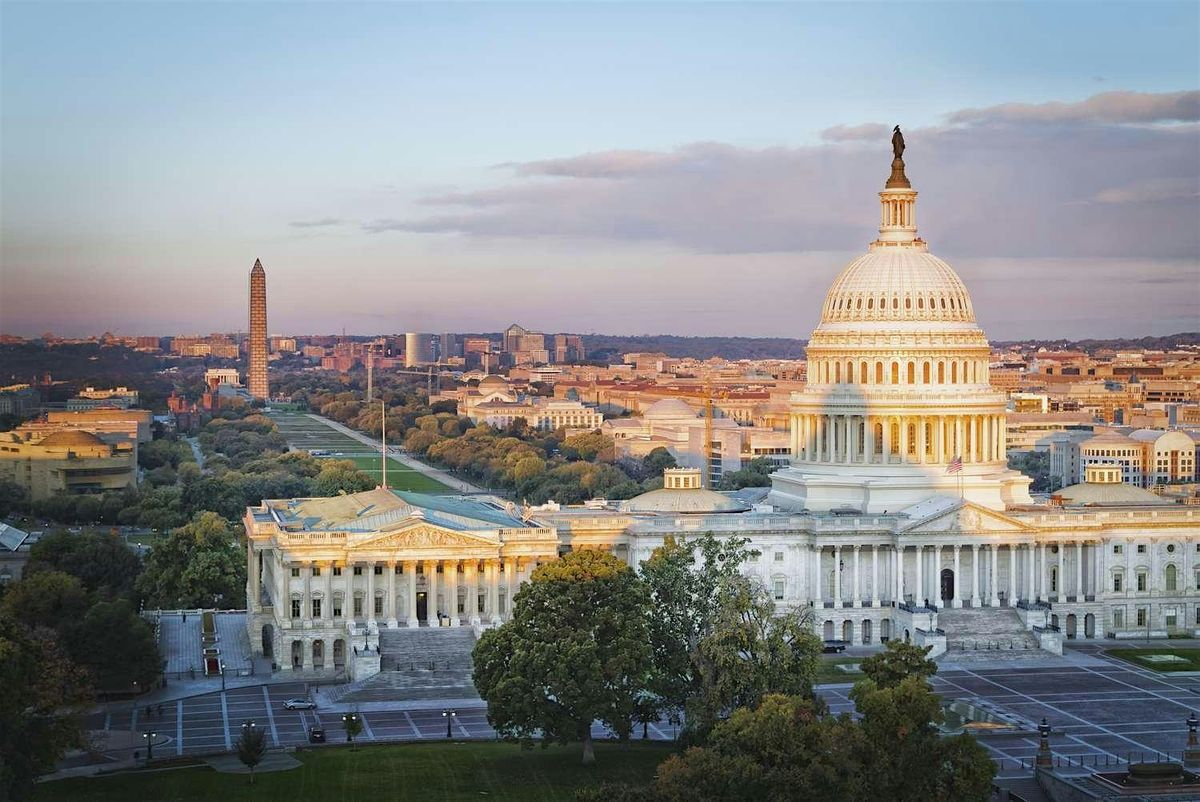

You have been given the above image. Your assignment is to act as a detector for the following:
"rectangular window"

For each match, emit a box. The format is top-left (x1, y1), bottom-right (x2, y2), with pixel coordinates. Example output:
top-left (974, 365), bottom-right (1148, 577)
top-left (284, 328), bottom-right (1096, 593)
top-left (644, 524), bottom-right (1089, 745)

top-left (1137, 572), bottom-right (1147, 592)
top-left (353, 566), bottom-right (363, 576)
top-left (1113, 544), bottom-right (1123, 554)
top-left (312, 566), bottom-right (320, 577)
top-left (478, 595), bottom-right (485, 614)
top-left (290, 599), bottom-right (301, 618)
top-left (1113, 573), bottom-right (1123, 592)
top-left (1113, 608), bottom-right (1124, 628)
top-left (395, 565), bottom-right (402, 574)
top-left (333, 601), bottom-right (342, 618)
top-left (1166, 610), bottom-right (1178, 627)
top-left (774, 551), bottom-right (784, 562)
top-left (311, 599), bottom-right (321, 618)
top-left (773, 580), bottom-right (785, 601)
top-left (333, 566), bottom-right (342, 576)
top-left (291, 567), bottom-right (300, 577)
top-left (374, 597), bottom-right (383, 615)
top-left (374, 566), bottom-right (383, 575)
top-left (1137, 544), bottom-right (1147, 554)
top-left (1137, 608), bottom-right (1147, 627)
top-left (1195, 570), bottom-right (1200, 591)
top-left (353, 597), bottom-right (363, 617)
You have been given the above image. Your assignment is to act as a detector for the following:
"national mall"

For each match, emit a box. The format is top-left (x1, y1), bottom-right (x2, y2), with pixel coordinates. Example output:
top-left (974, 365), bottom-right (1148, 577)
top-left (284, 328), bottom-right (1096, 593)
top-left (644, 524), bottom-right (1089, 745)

top-left (244, 145), bottom-right (1200, 679)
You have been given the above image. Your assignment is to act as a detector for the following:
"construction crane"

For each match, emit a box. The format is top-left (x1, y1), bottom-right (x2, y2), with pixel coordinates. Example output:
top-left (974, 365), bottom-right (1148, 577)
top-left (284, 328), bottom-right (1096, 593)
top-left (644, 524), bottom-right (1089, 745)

top-left (704, 378), bottom-right (715, 489)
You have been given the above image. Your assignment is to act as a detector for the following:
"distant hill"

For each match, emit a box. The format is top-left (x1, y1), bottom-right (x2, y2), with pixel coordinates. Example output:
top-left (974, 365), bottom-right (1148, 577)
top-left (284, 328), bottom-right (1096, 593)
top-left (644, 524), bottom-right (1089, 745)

top-left (569, 334), bottom-right (808, 361)
top-left (991, 333), bottom-right (1200, 353)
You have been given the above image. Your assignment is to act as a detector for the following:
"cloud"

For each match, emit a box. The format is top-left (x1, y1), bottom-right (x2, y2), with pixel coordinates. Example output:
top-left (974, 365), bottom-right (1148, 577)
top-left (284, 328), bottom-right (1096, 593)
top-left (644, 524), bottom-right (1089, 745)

top-left (364, 89), bottom-right (1199, 262)
top-left (289, 217), bottom-right (343, 228)
top-left (947, 89), bottom-right (1199, 125)
top-left (820, 123), bottom-right (891, 142)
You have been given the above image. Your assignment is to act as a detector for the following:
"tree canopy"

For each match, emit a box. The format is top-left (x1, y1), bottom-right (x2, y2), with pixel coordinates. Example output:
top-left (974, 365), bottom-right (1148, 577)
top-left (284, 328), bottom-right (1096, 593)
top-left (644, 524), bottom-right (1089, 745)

top-left (472, 549), bottom-right (653, 764)
top-left (136, 512), bottom-right (247, 610)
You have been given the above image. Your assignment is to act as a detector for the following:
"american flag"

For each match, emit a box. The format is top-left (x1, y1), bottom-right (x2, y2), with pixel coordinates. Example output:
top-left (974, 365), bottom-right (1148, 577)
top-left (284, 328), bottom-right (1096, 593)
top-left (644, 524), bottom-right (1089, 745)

top-left (947, 456), bottom-right (963, 475)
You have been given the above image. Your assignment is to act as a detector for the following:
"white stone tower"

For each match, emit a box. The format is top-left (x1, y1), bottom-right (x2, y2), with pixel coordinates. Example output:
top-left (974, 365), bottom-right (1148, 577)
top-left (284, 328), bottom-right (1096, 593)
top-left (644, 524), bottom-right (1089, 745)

top-left (769, 132), bottom-right (1032, 513)
top-left (248, 259), bottom-right (268, 400)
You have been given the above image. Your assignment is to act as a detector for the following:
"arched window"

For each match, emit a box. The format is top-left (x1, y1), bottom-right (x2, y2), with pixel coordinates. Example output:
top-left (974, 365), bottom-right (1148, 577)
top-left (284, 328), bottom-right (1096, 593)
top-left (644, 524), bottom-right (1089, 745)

top-left (1166, 564), bottom-right (1178, 592)
top-left (875, 362), bottom-right (884, 384)
top-left (951, 362), bottom-right (958, 383)
top-left (907, 423), bottom-right (917, 455)
top-left (873, 423), bottom-right (884, 454)
top-left (891, 362), bottom-right (899, 384)
top-left (892, 297), bottom-right (899, 310)
top-left (917, 297), bottom-right (924, 309)
top-left (906, 362), bottom-right (915, 384)
top-left (860, 362), bottom-right (868, 383)
top-left (867, 298), bottom-right (874, 310)
top-left (938, 362), bottom-right (945, 383)
top-left (835, 362), bottom-right (841, 383)
top-left (923, 362), bottom-right (931, 383)
top-left (905, 297), bottom-right (911, 310)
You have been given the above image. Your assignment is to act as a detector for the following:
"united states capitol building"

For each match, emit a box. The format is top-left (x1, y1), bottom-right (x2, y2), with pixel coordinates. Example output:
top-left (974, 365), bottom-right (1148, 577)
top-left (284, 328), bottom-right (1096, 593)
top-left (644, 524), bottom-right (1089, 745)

top-left (245, 140), bottom-right (1200, 678)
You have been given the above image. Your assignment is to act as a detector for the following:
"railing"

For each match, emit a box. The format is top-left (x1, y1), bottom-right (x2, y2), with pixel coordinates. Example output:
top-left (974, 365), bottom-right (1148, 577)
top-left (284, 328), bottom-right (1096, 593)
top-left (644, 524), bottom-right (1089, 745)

top-left (1017, 600), bottom-right (1051, 611)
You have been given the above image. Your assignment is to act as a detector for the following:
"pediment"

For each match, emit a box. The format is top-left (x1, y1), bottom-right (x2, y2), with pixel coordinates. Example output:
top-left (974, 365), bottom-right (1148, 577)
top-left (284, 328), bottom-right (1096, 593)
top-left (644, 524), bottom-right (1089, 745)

top-left (900, 501), bottom-right (1032, 535)
top-left (355, 522), bottom-right (498, 550)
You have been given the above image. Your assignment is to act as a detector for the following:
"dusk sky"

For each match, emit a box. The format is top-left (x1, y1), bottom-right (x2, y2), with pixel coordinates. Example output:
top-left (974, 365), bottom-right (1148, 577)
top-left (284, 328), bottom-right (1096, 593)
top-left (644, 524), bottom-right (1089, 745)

top-left (1, 2), bottom-right (1197, 340)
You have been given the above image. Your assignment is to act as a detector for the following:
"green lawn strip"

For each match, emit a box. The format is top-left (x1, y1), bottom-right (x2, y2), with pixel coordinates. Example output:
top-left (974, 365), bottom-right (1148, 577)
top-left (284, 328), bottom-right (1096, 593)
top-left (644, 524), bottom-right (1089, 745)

top-left (816, 656), bottom-right (864, 684)
top-left (34, 741), bottom-right (673, 802)
top-left (1106, 648), bottom-right (1200, 672)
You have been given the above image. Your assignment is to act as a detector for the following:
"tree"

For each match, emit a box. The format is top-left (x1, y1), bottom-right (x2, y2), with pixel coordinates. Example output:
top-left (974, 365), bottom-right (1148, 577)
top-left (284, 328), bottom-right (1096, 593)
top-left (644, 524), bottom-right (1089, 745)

top-left (0, 570), bottom-right (90, 630)
top-left (639, 534), bottom-right (757, 732)
top-left (25, 530), bottom-right (141, 601)
top-left (858, 640), bottom-right (937, 688)
top-left (64, 599), bottom-right (160, 694)
top-left (472, 549), bottom-right (653, 764)
top-left (136, 512), bottom-right (247, 609)
top-left (0, 478), bottom-right (29, 517)
top-left (311, 460), bottom-right (375, 496)
top-left (236, 722), bottom-right (267, 782)
top-left (641, 447), bottom-right (677, 479)
top-left (562, 431), bottom-right (613, 462)
top-left (0, 615), bottom-right (92, 801)
top-left (342, 711), bottom-right (363, 748)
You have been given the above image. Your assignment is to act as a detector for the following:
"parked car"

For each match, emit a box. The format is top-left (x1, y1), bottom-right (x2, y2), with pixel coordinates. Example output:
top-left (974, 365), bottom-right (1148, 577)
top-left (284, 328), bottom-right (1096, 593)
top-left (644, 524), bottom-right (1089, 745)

top-left (283, 698), bottom-right (316, 710)
top-left (308, 727), bottom-right (326, 743)
top-left (822, 640), bottom-right (849, 654)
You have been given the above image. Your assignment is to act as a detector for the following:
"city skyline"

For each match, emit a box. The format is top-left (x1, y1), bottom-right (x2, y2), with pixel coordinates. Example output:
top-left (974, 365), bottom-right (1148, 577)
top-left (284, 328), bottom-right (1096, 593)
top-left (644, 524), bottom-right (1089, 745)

top-left (2, 2), bottom-right (1197, 339)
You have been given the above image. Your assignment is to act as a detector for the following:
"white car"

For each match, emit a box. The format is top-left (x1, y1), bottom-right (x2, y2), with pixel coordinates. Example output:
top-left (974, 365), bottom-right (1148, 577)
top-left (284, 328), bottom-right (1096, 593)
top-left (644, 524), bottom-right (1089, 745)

top-left (283, 698), bottom-right (316, 710)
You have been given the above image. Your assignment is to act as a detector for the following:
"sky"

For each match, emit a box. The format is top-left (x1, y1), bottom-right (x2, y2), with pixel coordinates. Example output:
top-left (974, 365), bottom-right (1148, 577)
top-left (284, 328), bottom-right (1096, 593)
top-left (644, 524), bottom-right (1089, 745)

top-left (1, 1), bottom-right (1198, 340)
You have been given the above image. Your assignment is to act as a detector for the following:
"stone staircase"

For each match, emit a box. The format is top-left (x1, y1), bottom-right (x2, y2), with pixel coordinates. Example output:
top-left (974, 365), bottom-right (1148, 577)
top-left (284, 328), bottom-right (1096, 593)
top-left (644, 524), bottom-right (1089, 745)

top-left (937, 606), bottom-right (1043, 661)
top-left (337, 627), bottom-right (479, 703)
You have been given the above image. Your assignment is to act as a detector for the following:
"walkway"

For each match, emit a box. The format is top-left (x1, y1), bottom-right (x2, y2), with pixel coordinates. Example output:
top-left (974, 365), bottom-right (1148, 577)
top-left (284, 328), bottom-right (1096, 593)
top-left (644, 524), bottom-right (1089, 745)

top-left (185, 437), bottom-right (205, 472)
top-left (306, 414), bottom-right (484, 494)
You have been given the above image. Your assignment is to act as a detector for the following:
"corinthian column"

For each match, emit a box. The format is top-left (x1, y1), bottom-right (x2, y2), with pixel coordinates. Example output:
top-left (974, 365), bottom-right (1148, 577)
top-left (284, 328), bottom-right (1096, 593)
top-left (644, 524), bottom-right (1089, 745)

top-left (405, 561), bottom-right (419, 627)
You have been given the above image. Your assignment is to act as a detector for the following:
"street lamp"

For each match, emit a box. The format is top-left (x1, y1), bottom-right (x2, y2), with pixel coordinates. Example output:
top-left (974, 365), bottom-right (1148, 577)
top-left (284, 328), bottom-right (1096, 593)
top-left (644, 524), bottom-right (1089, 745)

top-left (143, 730), bottom-right (157, 762)
top-left (1036, 718), bottom-right (1052, 768)
top-left (342, 713), bottom-right (358, 744)
top-left (1189, 713), bottom-right (1199, 745)
top-left (1186, 712), bottom-right (1200, 769)
top-left (442, 709), bottom-right (457, 739)
top-left (243, 720), bottom-right (257, 733)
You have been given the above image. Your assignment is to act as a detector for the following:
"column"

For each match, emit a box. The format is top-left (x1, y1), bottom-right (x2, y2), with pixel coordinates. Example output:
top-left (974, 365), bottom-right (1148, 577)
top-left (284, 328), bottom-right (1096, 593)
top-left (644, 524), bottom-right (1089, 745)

top-left (829, 416), bottom-right (838, 463)
top-left (899, 417), bottom-right (909, 463)
top-left (422, 560), bottom-right (437, 626)
top-left (303, 562), bottom-right (313, 624)
top-left (1008, 546), bottom-right (1017, 606)
top-left (952, 545), bottom-right (962, 608)
top-left (955, 417), bottom-right (964, 461)
top-left (505, 557), bottom-right (518, 620)
top-left (865, 417), bottom-right (875, 465)
top-left (1057, 543), bottom-right (1065, 601)
top-left (983, 415), bottom-right (992, 462)
top-left (247, 541), bottom-right (260, 610)
top-left (852, 546), bottom-right (861, 607)
top-left (894, 546), bottom-right (902, 604)
top-left (487, 560), bottom-right (501, 625)
top-left (324, 561), bottom-right (334, 624)
top-left (1041, 544), bottom-right (1048, 601)
top-left (970, 545), bottom-right (980, 606)
top-left (917, 416), bottom-right (927, 464)
top-left (464, 561), bottom-right (480, 624)
top-left (871, 546), bottom-right (880, 605)
top-left (446, 560), bottom-right (460, 627)
top-left (366, 561), bottom-right (376, 625)
top-left (815, 417), bottom-right (825, 463)
top-left (302, 636), bottom-right (314, 671)
top-left (386, 560), bottom-right (397, 627)
top-left (1024, 542), bottom-right (1033, 602)
top-left (882, 418), bottom-right (892, 464)
top-left (1075, 541), bottom-right (1084, 599)
top-left (989, 545), bottom-right (1000, 606)
top-left (405, 561), bottom-right (418, 627)
top-left (915, 545), bottom-right (924, 607)
top-left (815, 547), bottom-right (823, 604)
top-left (832, 545), bottom-right (841, 607)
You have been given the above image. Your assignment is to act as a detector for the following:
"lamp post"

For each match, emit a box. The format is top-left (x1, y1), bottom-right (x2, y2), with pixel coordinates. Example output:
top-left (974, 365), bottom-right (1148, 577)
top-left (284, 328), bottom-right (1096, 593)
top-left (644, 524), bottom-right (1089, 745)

top-left (442, 709), bottom-right (457, 739)
top-left (1035, 718), bottom-right (1052, 768)
top-left (342, 713), bottom-right (358, 744)
top-left (142, 730), bottom-right (157, 763)
top-left (243, 720), bottom-right (256, 734)
top-left (1185, 712), bottom-right (1200, 769)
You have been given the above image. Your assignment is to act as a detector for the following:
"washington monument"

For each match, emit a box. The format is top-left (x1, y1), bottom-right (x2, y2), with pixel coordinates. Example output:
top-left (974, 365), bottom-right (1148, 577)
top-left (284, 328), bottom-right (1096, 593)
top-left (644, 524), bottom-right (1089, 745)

top-left (248, 259), bottom-right (268, 400)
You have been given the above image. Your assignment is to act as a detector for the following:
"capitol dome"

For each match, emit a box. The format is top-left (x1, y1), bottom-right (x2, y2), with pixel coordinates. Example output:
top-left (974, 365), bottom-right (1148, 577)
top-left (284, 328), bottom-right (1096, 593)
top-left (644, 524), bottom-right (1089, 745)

top-left (620, 468), bottom-right (749, 514)
top-left (768, 131), bottom-right (1033, 514)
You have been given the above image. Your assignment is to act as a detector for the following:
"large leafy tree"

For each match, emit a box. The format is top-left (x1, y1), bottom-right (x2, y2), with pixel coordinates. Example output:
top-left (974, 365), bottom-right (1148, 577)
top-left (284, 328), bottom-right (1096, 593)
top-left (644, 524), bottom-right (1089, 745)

top-left (0, 570), bottom-right (90, 629)
top-left (25, 530), bottom-right (141, 600)
top-left (63, 599), bottom-right (160, 693)
top-left (472, 549), bottom-right (653, 764)
top-left (0, 615), bottom-right (92, 801)
top-left (136, 512), bottom-right (247, 609)
top-left (859, 639), bottom-right (938, 688)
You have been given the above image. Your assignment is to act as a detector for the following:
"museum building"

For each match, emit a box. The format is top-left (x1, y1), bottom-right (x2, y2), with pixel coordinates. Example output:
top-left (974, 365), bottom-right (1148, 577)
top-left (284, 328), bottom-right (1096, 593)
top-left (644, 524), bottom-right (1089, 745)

top-left (245, 139), bottom-right (1200, 677)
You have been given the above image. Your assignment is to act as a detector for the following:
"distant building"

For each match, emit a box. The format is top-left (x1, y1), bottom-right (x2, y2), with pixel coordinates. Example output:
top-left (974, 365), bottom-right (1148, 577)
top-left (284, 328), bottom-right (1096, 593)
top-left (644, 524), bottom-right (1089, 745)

top-left (439, 333), bottom-right (461, 360)
top-left (404, 333), bottom-right (435, 367)
top-left (46, 408), bottom-right (153, 444)
top-left (553, 334), bottom-right (586, 363)
top-left (460, 376), bottom-right (603, 432)
top-left (248, 259), bottom-right (269, 399)
top-left (205, 368), bottom-right (242, 387)
top-left (0, 429), bottom-right (136, 500)
top-left (68, 386), bottom-right (139, 410)
top-left (0, 385), bottom-right (39, 416)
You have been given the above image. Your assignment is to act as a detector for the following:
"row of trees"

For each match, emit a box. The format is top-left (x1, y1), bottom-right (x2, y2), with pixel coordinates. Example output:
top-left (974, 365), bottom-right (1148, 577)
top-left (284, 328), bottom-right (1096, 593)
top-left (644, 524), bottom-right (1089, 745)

top-left (472, 537), bottom-right (995, 800)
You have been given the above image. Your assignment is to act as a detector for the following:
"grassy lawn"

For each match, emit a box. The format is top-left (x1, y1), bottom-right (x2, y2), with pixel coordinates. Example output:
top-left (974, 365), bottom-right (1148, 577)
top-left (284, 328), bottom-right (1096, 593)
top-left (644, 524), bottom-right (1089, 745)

top-left (35, 741), bottom-right (672, 802)
top-left (1107, 648), bottom-right (1200, 672)
top-left (815, 656), bottom-right (863, 684)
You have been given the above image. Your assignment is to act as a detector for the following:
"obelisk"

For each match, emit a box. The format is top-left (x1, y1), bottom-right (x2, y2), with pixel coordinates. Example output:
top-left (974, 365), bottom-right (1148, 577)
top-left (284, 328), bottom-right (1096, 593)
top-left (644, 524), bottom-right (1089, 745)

top-left (248, 259), bottom-right (268, 399)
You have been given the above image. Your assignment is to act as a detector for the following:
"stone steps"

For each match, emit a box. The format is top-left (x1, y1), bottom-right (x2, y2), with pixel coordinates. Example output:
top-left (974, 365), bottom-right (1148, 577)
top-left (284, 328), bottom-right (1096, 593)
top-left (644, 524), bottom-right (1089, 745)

top-left (378, 627), bottom-right (476, 671)
top-left (938, 606), bottom-right (1041, 656)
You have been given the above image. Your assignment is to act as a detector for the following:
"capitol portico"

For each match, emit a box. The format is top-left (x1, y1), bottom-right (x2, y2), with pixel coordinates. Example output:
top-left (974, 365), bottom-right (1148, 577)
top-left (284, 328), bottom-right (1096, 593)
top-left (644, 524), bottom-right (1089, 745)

top-left (245, 135), bottom-right (1200, 678)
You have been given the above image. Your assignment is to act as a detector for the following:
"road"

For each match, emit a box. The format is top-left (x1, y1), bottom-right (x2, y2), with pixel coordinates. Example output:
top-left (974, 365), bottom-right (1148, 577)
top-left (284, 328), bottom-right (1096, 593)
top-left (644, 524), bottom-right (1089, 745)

top-left (307, 414), bottom-right (485, 494)
top-left (185, 437), bottom-right (205, 472)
